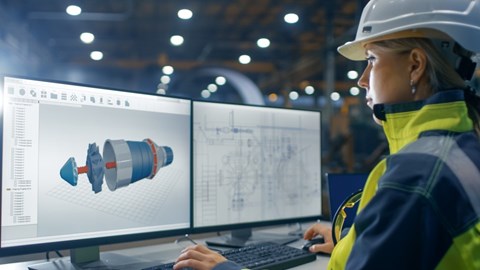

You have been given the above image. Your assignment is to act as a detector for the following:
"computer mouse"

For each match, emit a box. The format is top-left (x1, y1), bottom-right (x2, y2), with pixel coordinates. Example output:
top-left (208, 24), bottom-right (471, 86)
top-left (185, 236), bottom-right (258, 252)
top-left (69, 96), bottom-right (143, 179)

top-left (302, 237), bottom-right (325, 251)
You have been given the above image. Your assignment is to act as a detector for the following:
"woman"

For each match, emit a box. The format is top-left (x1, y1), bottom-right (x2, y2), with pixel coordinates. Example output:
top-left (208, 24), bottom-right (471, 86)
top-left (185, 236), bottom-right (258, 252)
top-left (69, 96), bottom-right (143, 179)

top-left (174, 0), bottom-right (480, 269)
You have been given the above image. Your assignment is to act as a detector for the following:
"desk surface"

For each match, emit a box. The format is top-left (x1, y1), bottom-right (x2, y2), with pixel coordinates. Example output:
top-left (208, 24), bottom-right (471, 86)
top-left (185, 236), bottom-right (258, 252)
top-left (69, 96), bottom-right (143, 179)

top-left (0, 223), bottom-right (330, 269)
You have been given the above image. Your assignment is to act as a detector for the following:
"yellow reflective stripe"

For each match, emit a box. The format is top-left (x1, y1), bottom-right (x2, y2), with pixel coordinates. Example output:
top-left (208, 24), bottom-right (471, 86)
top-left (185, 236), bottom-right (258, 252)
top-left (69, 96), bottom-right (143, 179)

top-left (328, 225), bottom-right (357, 270)
top-left (357, 159), bottom-right (386, 211)
top-left (328, 160), bottom-right (387, 269)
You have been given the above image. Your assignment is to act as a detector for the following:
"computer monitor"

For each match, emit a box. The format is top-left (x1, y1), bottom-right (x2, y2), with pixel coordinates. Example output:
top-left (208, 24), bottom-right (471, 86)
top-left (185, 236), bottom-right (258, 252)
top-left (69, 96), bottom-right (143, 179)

top-left (192, 100), bottom-right (322, 247)
top-left (0, 76), bottom-right (192, 269)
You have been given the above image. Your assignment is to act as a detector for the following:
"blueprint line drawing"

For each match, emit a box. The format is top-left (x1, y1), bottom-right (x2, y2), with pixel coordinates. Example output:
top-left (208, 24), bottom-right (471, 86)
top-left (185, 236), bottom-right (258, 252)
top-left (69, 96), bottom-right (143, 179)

top-left (194, 106), bottom-right (322, 227)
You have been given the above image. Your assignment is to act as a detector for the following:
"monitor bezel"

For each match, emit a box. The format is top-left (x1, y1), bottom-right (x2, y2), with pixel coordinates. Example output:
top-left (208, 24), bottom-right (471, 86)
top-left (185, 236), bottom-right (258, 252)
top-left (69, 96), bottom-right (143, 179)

top-left (0, 75), bottom-right (193, 257)
top-left (190, 99), bottom-right (324, 234)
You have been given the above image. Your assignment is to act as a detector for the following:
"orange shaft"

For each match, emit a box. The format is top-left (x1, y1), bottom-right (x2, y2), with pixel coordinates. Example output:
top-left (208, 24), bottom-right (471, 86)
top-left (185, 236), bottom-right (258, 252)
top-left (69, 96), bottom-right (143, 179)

top-left (105, 161), bottom-right (117, 169)
top-left (77, 166), bottom-right (88, 174)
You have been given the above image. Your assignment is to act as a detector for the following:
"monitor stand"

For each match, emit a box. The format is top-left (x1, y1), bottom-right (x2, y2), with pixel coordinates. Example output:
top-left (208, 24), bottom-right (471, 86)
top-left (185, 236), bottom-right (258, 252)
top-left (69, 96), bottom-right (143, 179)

top-left (27, 246), bottom-right (156, 270)
top-left (205, 228), bottom-right (300, 248)
top-left (287, 222), bottom-right (305, 238)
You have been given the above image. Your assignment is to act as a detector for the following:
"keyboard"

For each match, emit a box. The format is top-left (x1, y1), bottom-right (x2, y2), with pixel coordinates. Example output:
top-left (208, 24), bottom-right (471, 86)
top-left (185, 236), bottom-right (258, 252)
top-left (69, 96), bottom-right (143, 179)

top-left (142, 242), bottom-right (316, 270)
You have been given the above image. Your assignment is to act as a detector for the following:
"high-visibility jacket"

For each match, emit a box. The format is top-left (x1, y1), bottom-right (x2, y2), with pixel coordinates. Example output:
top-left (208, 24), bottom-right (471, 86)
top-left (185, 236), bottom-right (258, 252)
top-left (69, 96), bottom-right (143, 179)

top-left (330, 89), bottom-right (480, 269)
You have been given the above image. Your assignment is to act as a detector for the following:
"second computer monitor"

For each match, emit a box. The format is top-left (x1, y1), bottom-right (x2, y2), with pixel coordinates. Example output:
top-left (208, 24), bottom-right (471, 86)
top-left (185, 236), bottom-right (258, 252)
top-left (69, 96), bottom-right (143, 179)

top-left (192, 101), bottom-right (322, 246)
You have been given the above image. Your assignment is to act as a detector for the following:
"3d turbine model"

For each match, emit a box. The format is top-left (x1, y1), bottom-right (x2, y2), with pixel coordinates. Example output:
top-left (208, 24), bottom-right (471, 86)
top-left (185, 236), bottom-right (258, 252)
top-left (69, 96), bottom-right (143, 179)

top-left (60, 138), bottom-right (173, 193)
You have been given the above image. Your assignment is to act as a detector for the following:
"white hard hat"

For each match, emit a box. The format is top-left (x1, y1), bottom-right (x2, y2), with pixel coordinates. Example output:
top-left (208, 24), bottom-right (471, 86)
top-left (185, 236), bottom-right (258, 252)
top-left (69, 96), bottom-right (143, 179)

top-left (338, 0), bottom-right (480, 61)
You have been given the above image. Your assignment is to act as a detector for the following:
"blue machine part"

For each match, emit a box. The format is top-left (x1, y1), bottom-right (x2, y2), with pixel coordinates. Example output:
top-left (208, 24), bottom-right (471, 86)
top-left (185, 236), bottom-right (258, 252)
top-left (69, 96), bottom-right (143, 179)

top-left (163, 146), bottom-right (174, 166)
top-left (141, 139), bottom-right (173, 178)
top-left (86, 143), bottom-right (105, 193)
top-left (60, 157), bottom-right (79, 186)
top-left (129, 139), bottom-right (174, 180)
top-left (126, 140), bottom-right (155, 183)
top-left (60, 138), bottom-right (173, 193)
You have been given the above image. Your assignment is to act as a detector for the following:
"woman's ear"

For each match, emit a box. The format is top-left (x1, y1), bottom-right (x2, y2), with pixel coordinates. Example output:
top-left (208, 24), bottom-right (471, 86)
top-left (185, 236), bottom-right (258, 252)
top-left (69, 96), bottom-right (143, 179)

top-left (409, 48), bottom-right (427, 83)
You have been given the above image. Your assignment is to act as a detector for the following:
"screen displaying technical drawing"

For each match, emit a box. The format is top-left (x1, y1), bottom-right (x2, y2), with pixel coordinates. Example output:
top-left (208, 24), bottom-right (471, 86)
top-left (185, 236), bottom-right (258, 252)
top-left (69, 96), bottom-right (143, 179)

top-left (193, 101), bottom-right (322, 228)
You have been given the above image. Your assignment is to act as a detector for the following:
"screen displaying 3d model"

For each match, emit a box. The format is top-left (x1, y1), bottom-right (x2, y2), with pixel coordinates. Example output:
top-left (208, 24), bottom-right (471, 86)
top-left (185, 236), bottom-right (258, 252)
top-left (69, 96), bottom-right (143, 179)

top-left (1, 77), bottom-right (191, 253)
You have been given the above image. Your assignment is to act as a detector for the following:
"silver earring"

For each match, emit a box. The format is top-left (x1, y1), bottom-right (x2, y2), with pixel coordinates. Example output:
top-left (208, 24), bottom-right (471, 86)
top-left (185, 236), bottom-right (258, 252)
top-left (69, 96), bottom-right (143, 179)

top-left (410, 80), bottom-right (416, 95)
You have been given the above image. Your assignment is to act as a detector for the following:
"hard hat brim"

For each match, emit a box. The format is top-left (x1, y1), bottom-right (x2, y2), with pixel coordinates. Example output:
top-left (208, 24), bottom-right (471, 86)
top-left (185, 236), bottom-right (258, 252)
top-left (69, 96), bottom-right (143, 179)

top-left (337, 29), bottom-right (452, 61)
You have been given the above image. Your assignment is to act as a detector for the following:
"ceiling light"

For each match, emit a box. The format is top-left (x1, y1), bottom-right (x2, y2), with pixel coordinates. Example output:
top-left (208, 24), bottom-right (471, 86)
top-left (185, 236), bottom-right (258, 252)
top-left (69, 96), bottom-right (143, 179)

top-left (80, 32), bottom-right (94, 44)
top-left (289, 91), bottom-right (299, 100)
top-left (207, 83), bottom-right (218, 93)
top-left (257, 38), bottom-right (270, 48)
top-left (178, 9), bottom-right (193, 20)
top-left (162, 65), bottom-right (174, 75)
top-left (160, 75), bottom-right (171, 84)
top-left (156, 88), bottom-right (166, 95)
top-left (215, 76), bottom-right (226, 85)
top-left (284, 13), bottom-right (299, 24)
top-left (350, 86), bottom-right (360, 96)
top-left (201, 89), bottom-right (211, 98)
top-left (268, 93), bottom-right (278, 102)
top-left (170, 35), bottom-right (184, 46)
top-left (239, 55), bottom-right (251, 64)
top-left (90, 51), bottom-right (103, 61)
top-left (347, 70), bottom-right (358, 80)
top-left (330, 92), bottom-right (340, 101)
top-left (66, 5), bottom-right (82, 16)
top-left (304, 85), bottom-right (315, 95)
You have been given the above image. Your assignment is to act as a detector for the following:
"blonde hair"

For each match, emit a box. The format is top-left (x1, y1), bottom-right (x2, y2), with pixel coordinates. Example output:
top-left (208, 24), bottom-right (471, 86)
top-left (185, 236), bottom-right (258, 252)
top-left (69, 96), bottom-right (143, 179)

top-left (373, 38), bottom-right (480, 136)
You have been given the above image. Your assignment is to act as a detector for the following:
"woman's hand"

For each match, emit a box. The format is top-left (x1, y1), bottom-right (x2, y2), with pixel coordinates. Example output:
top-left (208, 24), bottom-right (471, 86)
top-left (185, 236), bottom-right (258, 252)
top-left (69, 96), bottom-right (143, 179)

top-left (303, 223), bottom-right (334, 254)
top-left (174, 244), bottom-right (227, 270)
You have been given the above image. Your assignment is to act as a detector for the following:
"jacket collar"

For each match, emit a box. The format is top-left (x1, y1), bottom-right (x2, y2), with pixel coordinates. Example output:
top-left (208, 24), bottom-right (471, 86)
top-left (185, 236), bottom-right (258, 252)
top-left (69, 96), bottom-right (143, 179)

top-left (373, 90), bottom-right (473, 153)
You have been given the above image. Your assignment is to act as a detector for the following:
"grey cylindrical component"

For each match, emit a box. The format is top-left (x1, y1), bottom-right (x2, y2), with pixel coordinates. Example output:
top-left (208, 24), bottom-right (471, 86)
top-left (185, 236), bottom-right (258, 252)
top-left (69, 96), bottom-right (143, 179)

top-left (103, 139), bottom-right (133, 191)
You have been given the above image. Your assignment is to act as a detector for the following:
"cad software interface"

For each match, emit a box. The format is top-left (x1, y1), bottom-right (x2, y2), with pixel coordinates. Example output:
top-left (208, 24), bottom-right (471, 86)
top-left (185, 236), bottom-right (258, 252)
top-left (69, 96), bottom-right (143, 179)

top-left (193, 101), bottom-right (322, 228)
top-left (1, 77), bottom-right (191, 248)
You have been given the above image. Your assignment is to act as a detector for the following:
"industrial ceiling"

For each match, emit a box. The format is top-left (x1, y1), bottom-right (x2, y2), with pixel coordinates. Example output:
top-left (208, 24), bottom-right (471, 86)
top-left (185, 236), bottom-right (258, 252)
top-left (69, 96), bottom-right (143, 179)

top-left (0, 0), bottom-right (404, 107)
